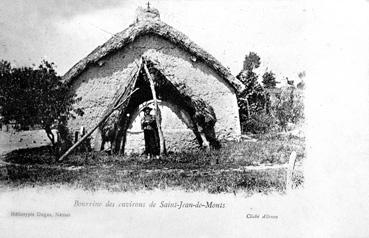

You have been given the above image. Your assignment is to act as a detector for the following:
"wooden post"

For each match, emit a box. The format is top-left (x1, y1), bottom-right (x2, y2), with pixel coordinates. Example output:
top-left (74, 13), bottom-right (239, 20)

top-left (58, 88), bottom-right (139, 162)
top-left (142, 60), bottom-right (166, 155)
top-left (286, 151), bottom-right (297, 191)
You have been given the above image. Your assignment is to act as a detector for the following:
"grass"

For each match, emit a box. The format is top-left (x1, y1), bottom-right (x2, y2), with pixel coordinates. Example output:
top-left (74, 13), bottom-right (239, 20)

top-left (0, 132), bottom-right (305, 195)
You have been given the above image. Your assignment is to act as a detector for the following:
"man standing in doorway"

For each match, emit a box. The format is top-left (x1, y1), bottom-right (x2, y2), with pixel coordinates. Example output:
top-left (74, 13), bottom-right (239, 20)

top-left (141, 106), bottom-right (160, 159)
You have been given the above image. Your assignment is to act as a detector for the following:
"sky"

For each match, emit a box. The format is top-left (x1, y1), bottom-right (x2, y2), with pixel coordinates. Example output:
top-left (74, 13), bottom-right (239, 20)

top-left (0, 0), bottom-right (308, 83)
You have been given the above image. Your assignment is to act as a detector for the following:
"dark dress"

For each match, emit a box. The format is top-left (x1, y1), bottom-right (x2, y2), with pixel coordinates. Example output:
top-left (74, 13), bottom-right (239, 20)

top-left (141, 115), bottom-right (160, 156)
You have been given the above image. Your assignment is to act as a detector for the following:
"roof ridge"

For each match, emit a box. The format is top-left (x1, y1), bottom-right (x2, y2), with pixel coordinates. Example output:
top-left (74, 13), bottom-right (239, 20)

top-left (62, 19), bottom-right (244, 93)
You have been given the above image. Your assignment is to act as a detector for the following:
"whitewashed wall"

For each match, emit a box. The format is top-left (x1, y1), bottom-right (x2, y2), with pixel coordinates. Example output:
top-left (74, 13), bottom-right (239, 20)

top-left (68, 35), bottom-right (241, 152)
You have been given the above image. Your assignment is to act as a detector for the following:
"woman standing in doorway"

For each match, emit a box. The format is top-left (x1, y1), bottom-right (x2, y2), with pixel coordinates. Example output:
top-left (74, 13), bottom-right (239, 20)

top-left (141, 106), bottom-right (160, 159)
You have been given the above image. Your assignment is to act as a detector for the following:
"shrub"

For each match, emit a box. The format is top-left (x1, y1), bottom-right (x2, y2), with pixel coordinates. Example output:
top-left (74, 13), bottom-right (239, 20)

top-left (270, 87), bottom-right (304, 131)
top-left (242, 112), bottom-right (276, 134)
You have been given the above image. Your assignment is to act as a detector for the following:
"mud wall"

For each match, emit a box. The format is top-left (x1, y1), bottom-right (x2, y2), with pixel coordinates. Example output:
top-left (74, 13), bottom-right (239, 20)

top-left (68, 34), bottom-right (241, 151)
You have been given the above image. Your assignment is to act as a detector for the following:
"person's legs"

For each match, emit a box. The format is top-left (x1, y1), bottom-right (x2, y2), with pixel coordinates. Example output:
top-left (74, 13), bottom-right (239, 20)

top-left (144, 130), bottom-right (151, 158)
top-left (153, 128), bottom-right (160, 157)
top-left (148, 130), bottom-right (158, 158)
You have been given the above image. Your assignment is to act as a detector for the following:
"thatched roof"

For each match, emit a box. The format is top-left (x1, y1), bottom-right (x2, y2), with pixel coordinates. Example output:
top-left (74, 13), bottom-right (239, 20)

top-left (63, 7), bottom-right (245, 93)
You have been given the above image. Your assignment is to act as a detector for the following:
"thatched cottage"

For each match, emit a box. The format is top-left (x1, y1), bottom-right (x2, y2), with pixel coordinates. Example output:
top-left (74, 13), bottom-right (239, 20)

top-left (63, 6), bottom-right (244, 155)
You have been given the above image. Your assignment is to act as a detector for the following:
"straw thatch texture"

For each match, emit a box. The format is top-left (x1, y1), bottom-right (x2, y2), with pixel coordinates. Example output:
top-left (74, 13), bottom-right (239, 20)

top-left (63, 18), bottom-right (244, 93)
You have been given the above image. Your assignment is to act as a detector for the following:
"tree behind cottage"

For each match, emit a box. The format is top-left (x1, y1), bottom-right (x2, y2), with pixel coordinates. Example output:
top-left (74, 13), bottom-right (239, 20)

top-left (236, 53), bottom-right (305, 134)
top-left (262, 71), bottom-right (278, 89)
top-left (237, 52), bottom-right (265, 114)
top-left (236, 52), bottom-right (270, 133)
top-left (0, 60), bottom-right (83, 152)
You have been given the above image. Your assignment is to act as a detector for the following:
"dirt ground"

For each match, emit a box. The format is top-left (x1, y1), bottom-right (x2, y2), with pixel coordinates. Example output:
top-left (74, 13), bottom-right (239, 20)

top-left (0, 129), bottom-right (57, 156)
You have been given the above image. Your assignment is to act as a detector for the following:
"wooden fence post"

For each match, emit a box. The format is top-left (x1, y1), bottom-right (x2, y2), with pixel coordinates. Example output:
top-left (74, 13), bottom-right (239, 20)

top-left (286, 151), bottom-right (297, 192)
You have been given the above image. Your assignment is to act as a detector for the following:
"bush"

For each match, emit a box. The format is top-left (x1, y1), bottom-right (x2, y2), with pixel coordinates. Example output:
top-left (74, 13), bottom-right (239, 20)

top-left (236, 52), bottom-right (304, 134)
top-left (242, 112), bottom-right (276, 134)
top-left (239, 86), bottom-right (304, 134)
top-left (236, 70), bottom-right (269, 134)
top-left (270, 87), bottom-right (304, 131)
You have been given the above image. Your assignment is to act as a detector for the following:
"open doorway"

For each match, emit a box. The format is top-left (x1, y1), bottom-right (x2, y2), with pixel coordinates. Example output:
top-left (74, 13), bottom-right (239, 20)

top-left (99, 60), bottom-right (218, 155)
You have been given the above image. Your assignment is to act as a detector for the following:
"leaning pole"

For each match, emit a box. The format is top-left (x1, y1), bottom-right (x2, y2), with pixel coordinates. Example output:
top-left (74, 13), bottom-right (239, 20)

top-left (142, 59), bottom-right (166, 155)
top-left (58, 88), bottom-right (139, 162)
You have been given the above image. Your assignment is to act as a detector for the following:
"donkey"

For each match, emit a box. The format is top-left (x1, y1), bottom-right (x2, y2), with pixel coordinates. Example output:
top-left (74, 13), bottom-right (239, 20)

top-left (192, 99), bottom-right (221, 150)
top-left (99, 110), bottom-right (121, 153)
